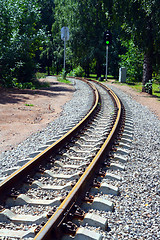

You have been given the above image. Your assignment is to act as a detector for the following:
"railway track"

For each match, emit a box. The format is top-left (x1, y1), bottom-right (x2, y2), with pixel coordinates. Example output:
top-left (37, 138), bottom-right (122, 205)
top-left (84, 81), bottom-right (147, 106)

top-left (0, 78), bottom-right (133, 240)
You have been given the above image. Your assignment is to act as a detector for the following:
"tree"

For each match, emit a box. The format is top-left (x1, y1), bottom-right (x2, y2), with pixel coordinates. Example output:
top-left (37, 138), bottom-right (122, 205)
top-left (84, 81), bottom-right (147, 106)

top-left (119, 38), bottom-right (143, 82)
top-left (0, 0), bottom-right (46, 86)
top-left (113, 0), bottom-right (160, 91)
top-left (51, 0), bottom-right (78, 74)
top-left (71, 0), bottom-right (108, 78)
top-left (52, 0), bottom-right (110, 77)
top-left (37, 0), bottom-right (55, 75)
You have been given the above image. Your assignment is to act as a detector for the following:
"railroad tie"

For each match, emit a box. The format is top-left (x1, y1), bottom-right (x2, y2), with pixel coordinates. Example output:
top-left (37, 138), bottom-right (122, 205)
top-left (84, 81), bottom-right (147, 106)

top-left (6, 194), bottom-right (61, 207)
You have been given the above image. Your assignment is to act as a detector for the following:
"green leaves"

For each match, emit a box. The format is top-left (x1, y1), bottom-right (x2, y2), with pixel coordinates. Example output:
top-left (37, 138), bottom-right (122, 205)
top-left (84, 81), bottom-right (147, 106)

top-left (119, 38), bottom-right (143, 82)
top-left (114, 0), bottom-right (160, 87)
top-left (0, 0), bottom-right (47, 86)
top-left (1, 0), bottom-right (159, 88)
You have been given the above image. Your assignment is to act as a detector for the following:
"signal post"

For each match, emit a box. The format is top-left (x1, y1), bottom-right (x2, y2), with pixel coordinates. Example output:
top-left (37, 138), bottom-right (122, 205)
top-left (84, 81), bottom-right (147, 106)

top-left (104, 30), bottom-right (112, 81)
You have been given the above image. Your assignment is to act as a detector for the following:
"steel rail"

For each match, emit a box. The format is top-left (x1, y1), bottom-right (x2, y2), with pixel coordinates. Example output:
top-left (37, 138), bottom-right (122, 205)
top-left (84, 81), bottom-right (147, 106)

top-left (34, 79), bottom-right (122, 240)
top-left (0, 79), bottom-right (99, 203)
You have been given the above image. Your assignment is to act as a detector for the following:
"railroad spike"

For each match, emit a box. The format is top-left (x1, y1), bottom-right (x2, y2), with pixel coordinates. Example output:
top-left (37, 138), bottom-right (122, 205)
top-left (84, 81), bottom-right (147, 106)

top-left (34, 226), bottom-right (41, 235)
top-left (73, 205), bottom-right (85, 220)
top-left (98, 168), bottom-right (106, 177)
top-left (62, 221), bottom-right (77, 235)
top-left (84, 192), bottom-right (94, 203)
top-left (93, 178), bottom-right (101, 188)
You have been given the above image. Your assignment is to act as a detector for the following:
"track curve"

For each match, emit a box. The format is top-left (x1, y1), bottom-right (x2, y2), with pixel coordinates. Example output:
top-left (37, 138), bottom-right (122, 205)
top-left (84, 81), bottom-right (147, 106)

top-left (0, 78), bottom-right (126, 240)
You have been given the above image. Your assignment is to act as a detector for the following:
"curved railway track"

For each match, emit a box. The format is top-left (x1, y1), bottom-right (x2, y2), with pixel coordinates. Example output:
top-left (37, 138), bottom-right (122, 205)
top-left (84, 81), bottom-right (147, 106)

top-left (0, 78), bottom-right (133, 240)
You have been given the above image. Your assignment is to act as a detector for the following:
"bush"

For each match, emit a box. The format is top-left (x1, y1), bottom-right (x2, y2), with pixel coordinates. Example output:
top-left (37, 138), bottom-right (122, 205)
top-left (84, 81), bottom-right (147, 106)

top-left (11, 78), bottom-right (49, 89)
top-left (36, 72), bottom-right (48, 79)
top-left (144, 79), bottom-right (153, 94)
top-left (68, 66), bottom-right (85, 77)
top-left (60, 69), bottom-right (67, 79)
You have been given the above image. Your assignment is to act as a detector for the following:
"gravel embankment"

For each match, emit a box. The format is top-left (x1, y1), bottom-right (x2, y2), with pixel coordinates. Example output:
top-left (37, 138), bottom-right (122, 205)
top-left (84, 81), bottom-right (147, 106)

top-left (0, 79), bottom-right (159, 239)
top-left (104, 83), bottom-right (160, 240)
top-left (0, 79), bottom-right (94, 177)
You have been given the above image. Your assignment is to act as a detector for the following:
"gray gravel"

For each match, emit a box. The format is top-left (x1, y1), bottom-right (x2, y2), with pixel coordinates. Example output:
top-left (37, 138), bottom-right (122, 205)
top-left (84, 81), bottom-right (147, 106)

top-left (102, 83), bottom-right (160, 240)
top-left (0, 79), bottom-right (159, 239)
top-left (0, 78), bottom-right (94, 177)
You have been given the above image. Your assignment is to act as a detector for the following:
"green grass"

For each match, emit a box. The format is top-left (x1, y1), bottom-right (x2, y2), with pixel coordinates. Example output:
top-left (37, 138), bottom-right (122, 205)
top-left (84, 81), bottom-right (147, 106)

top-left (129, 82), bottom-right (160, 98)
top-left (89, 74), bottom-right (114, 80)
top-left (89, 74), bottom-right (97, 78)
top-left (112, 80), bottom-right (160, 98)
top-left (152, 82), bottom-right (160, 98)
top-left (25, 104), bottom-right (34, 107)
top-left (57, 76), bottom-right (72, 84)
top-left (36, 72), bottom-right (48, 79)
top-left (130, 82), bottom-right (142, 92)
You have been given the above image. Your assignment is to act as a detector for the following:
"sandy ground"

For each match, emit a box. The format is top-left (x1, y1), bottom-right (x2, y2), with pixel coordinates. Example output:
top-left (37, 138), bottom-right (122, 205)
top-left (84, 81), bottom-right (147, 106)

top-left (0, 76), bottom-right (74, 153)
top-left (107, 80), bottom-right (160, 120)
top-left (0, 77), bottom-right (159, 154)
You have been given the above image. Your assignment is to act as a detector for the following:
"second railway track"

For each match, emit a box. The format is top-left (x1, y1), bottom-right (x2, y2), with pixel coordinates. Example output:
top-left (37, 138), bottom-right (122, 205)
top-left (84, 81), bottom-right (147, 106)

top-left (0, 78), bottom-right (133, 240)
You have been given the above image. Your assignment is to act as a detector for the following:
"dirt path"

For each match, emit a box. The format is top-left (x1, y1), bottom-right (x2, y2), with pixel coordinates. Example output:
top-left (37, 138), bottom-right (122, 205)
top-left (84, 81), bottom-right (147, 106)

top-left (0, 76), bottom-right (74, 153)
top-left (107, 80), bottom-right (160, 120)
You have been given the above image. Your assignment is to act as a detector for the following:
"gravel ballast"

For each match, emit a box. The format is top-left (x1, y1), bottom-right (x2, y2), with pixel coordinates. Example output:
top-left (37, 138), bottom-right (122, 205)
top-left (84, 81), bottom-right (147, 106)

top-left (103, 83), bottom-right (160, 240)
top-left (0, 79), bottom-right (159, 239)
top-left (0, 79), bottom-right (94, 177)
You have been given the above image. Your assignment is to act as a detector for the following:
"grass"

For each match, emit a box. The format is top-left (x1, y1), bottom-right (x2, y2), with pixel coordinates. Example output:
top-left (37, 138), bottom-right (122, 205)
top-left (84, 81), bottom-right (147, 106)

top-left (25, 104), bottom-right (34, 107)
top-left (112, 80), bottom-right (160, 98)
top-left (88, 74), bottom-right (115, 83)
top-left (130, 82), bottom-right (142, 92)
top-left (152, 82), bottom-right (160, 98)
top-left (36, 72), bottom-right (48, 79)
top-left (88, 73), bottom-right (160, 98)
top-left (57, 76), bottom-right (72, 84)
top-left (89, 74), bottom-right (97, 78)
top-left (127, 82), bottom-right (160, 98)
top-left (36, 72), bottom-right (72, 85)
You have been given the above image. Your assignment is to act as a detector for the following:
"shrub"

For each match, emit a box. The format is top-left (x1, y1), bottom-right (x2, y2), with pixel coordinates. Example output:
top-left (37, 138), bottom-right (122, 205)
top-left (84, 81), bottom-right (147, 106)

top-left (68, 66), bottom-right (85, 77)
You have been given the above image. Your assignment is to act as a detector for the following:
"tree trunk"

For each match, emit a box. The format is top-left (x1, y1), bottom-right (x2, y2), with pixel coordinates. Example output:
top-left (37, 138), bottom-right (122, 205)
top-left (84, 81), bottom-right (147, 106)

top-left (142, 52), bottom-right (153, 92)
top-left (47, 65), bottom-right (50, 76)
top-left (96, 61), bottom-right (102, 79)
top-left (85, 63), bottom-right (90, 77)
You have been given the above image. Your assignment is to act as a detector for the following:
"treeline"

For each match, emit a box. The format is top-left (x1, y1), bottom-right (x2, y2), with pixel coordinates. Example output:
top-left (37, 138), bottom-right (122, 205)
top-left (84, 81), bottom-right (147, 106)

top-left (0, 0), bottom-right (160, 90)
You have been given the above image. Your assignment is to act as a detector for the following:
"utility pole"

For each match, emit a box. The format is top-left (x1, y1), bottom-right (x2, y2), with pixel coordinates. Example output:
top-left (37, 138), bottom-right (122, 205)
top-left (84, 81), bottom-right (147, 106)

top-left (64, 38), bottom-right (66, 72)
top-left (61, 27), bottom-right (69, 74)
top-left (106, 45), bottom-right (108, 81)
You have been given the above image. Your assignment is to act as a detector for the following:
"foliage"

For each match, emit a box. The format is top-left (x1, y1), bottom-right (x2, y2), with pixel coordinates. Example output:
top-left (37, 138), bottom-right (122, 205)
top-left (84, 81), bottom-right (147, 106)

top-left (11, 78), bottom-right (50, 89)
top-left (52, 0), bottom-right (115, 77)
top-left (51, 0), bottom-right (79, 75)
top-left (68, 66), bottom-right (85, 77)
top-left (0, 0), bottom-right (47, 86)
top-left (144, 79), bottom-right (153, 94)
top-left (116, 80), bottom-right (160, 98)
top-left (25, 104), bottom-right (34, 107)
top-left (37, 0), bottom-right (55, 75)
top-left (61, 69), bottom-right (67, 79)
top-left (113, 0), bottom-right (160, 89)
top-left (57, 71), bottom-right (71, 84)
top-left (1, 0), bottom-right (160, 91)
top-left (36, 72), bottom-right (48, 79)
top-left (152, 82), bottom-right (160, 98)
top-left (119, 39), bottom-right (143, 82)
top-left (57, 77), bottom-right (71, 84)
